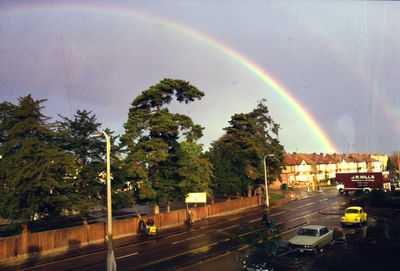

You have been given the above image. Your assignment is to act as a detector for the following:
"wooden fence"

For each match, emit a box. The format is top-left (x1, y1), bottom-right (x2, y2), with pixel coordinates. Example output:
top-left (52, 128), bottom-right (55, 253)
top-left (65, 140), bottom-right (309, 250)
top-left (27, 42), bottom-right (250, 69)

top-left (0, 195), bottom-right (260, 261)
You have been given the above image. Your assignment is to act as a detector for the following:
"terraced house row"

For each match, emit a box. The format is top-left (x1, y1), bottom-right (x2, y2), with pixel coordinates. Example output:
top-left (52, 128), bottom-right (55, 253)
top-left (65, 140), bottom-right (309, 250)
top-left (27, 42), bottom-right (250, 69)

top-left (279, 153), bottom-right (388, 188)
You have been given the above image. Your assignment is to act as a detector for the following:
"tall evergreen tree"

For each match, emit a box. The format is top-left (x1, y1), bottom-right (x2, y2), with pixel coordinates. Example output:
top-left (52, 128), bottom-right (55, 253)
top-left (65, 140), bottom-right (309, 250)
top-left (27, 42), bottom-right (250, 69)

top-left (0, 95), bottom-right (77, 222)
top-left (57, 110), bottom-right (113, 216)
top-left (57, 110), bottom-right (131, 214)
top-left (206, 134), bottom-right (243, 197)
top-left (209, 99), bottom-right (285, 196)
top-left (120, 79), bottom-right (207, 212)
top-left (176, 141), bottom-right (214, 197)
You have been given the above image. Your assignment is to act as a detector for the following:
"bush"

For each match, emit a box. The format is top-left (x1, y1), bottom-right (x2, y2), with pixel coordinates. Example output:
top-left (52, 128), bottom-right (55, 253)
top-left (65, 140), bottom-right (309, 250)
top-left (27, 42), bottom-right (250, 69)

top-left (0, 222), bottom-right (22, 237)
top-left (270, 193), bottom-right (285, 200)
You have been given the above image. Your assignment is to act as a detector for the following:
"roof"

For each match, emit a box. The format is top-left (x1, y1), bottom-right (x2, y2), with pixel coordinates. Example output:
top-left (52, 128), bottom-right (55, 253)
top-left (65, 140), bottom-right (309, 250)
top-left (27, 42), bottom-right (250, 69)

top-left (301, 225), bottom-right (328, 230)
top-left (346, 206), bottom-right (363, 210)
top-left (284, 153), bottom-right (306, 166)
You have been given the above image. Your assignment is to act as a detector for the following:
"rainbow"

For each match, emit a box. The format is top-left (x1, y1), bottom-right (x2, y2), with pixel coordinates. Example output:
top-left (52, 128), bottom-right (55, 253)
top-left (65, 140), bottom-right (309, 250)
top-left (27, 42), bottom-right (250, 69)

top-left (0, 2), bottom-right (338, 153)
top-left (286, 5), bottom-right (400, 141)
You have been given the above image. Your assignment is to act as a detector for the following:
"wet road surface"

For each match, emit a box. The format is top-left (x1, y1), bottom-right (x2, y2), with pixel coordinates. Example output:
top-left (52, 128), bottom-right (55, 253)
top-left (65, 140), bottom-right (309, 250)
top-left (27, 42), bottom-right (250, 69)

top-left (3, 188), bottom-right (355, 271)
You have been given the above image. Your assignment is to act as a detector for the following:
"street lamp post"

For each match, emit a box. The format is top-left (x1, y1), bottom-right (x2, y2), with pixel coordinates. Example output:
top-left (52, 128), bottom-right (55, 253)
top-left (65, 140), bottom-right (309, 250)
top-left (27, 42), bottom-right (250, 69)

top-left (94, 131), bottom-right (116, 271)
top-left (263, 154), bottom-right (275, 207)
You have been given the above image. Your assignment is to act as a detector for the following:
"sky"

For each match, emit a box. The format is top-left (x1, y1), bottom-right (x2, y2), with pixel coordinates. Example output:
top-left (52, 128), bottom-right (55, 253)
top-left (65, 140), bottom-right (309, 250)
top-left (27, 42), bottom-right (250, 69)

top-left (1, 0), bottom-right (399, 155)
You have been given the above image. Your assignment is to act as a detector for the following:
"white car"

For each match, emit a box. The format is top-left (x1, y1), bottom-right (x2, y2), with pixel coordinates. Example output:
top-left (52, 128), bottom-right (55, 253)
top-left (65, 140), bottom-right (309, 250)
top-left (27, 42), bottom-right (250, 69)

top-left (288, 225), bottom-right (333, 254)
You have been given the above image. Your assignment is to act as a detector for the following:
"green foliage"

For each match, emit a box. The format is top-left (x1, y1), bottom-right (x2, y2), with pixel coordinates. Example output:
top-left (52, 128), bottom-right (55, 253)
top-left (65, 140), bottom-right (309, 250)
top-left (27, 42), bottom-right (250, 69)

top-left (57, 110), bottom-right (124, 217)
top-left (387, 157), bottom-right (396, 174)
top-left (56, 110), bottom-right (106, 216)
top-left (57, 110), bottom-right (131, 213)
top-left (208, 99), bottom-right (285, 196)
top-left (176, 142), bottom-right (214, 197)
top-left (206, 136), bottom-right (244, 196)
top-left (121, 79), bottom-right (209, 205)
top-left (234, 227), bottom-right (293, 271)
top-left (0, 95), bottom-right (78, 222)
top-left (270, 193), bottom-right (285, 200)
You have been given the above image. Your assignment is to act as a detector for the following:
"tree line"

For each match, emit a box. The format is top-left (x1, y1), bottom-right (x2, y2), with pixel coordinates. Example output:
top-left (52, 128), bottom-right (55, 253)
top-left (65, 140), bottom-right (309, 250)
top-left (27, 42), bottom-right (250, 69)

top-left (0, 79), bottom-right (285, 224)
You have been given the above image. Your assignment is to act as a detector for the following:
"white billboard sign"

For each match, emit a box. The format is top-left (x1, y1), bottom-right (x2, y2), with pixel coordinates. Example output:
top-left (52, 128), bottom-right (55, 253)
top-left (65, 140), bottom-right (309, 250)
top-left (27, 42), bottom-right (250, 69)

top-left (185, 192), bottom-right (207, 203)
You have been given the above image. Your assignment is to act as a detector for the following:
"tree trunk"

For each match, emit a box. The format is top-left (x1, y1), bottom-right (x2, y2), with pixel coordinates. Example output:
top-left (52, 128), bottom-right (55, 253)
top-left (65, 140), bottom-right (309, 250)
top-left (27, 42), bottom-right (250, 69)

top-left (248, 184), bottom-right (251, 197)
top-left (154, 204), bottom-right (160, 215)
top-left (167, 201), bottom-right (171, 213)
top-left (131, 199), bottom-right (141, 219)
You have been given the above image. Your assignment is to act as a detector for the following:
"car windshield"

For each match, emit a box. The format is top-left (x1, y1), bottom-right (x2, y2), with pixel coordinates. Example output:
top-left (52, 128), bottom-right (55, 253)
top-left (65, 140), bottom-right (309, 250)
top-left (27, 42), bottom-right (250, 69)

top-left (346, 209), bottom-right (359, 214)
top-left (298, 229), bottom-right (318, 236)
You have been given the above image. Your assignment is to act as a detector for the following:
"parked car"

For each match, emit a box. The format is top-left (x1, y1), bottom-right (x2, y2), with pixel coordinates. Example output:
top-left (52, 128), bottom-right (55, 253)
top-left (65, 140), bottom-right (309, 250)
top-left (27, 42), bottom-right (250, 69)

top-left (341, 206), bottom-right (367, 227)
top-left (288, 225), bottom-right (333, 254)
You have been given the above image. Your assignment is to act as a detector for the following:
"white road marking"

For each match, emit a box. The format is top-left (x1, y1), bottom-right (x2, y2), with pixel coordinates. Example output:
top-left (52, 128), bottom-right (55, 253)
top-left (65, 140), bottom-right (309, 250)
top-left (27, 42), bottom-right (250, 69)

top-left (172, 234), bottom-right (206, 245)
top-left (217, 225), bottom-right (240, 232)
top-left (319, 198), bottom-right (329, 202)
top-left (116, 252), bottom-right (138, 260)
top-left (289, 212), bottom-right (318, 222)
top-left (249, 218), bottom-right (262, 223)
top-left (271, 211), bottom-right (287, 216)
top-left (291, 202), bottom-right (315, 210)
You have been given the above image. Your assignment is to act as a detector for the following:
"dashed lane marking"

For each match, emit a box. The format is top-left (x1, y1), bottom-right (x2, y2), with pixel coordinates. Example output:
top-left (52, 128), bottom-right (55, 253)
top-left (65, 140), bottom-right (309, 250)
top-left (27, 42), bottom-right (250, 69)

top-left (271, 211), bottom-right (287, 216)
top-left (291, 202), bottom-right (315, 210)
top-left (116, 252), bottom-right (138, 260)
top-left (289, 211), bottom-right (318, 222)
top-left (217, 225), bottom-right (240, 232)
top-left (172, 234), bottom-right (206, 245)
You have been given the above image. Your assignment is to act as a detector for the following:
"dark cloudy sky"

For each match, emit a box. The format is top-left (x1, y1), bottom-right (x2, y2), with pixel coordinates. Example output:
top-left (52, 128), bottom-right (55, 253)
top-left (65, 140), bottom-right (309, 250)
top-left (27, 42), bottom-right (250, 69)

top-left (1, 0), bottom-right (399, 154)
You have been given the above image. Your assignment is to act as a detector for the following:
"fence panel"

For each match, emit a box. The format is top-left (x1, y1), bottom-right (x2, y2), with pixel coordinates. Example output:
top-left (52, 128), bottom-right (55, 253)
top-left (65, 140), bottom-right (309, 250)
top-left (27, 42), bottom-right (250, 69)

top-left (0, 235), bottom-right (20, 258)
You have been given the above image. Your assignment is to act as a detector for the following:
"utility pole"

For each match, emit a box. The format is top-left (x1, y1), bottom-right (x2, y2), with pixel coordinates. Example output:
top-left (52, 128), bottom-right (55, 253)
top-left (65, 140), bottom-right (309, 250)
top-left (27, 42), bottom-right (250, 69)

top-left (263, 154), bottom-right (275, 207)
top-left (398, 153), bottom-right (399, 177)
top-left (94, 131), bottom-right (116, 271)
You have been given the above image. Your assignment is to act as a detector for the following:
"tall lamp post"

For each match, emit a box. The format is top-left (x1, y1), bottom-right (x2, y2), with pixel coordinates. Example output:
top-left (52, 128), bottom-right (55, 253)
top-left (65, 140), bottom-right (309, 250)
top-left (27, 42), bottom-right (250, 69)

top-left (94, 131), bottom-right (116, 271)
top-left (263, 154), bottom-right (275, 207)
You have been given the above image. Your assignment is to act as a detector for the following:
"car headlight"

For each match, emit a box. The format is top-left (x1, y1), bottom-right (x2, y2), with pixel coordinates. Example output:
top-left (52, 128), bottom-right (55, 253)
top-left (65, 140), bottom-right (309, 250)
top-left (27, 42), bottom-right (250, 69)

top-left (341, 217), bottom-right (345, 221)
top-left (304, 245), bottom-right (312, 249)
top-left (355, 218), bottom-right (359, 221)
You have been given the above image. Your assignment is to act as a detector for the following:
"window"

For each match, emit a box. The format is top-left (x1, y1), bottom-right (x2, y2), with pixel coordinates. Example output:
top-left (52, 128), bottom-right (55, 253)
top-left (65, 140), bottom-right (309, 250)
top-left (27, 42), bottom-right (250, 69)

top-left (346, 208), bottom-right (359, 214)
top-left (319, 228), bottom-right (328, 235)
top-left (298, 228), bottom-right (318, 237)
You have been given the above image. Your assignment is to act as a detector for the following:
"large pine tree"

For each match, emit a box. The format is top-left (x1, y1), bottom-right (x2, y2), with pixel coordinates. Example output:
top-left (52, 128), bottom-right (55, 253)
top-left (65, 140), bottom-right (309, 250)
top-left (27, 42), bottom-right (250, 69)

top-left (208, 99), bottom-right (285, 196)
top-left (0, 95), bottom-right (77, 222)
top-left (56, 110), bottom-right (120, 217)
top-left (120, 79), bottom-right (211, 212)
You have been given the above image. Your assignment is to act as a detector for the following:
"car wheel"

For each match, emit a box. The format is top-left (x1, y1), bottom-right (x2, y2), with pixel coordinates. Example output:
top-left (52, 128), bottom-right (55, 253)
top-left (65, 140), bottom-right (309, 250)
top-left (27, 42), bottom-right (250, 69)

top-left (341, 222), bottom-right (345, 227)
top-left (313, 246), bottom-right (319, 255)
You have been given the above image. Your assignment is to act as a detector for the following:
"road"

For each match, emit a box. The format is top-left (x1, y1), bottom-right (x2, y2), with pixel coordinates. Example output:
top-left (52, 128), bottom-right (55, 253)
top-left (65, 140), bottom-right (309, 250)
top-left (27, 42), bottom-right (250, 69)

top-left (5, 188), bottom-right (348, 271)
